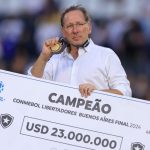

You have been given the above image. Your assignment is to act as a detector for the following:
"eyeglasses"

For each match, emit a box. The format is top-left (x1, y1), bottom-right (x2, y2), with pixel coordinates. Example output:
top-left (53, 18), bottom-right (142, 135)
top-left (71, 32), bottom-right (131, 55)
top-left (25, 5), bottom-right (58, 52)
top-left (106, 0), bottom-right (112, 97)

top-left (64, 22), bottom-right (87, 31)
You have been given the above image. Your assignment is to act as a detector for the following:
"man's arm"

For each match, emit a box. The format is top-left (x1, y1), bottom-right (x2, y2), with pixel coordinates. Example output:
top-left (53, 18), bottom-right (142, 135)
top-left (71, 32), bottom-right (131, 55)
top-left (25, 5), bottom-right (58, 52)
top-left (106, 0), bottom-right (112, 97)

top-left (31, 53), bottom-right (49, 78)
top-left (105, 51), bottom-right (132, 97)
top-left (31, 38), bottom-right (59, 77)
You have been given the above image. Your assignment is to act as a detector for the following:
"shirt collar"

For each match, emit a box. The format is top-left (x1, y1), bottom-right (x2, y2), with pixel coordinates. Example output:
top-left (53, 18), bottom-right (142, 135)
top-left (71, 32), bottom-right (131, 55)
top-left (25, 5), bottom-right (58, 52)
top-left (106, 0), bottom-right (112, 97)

top-left (62, 38), bottom-right (94, 57)
top-left (82, 38), bottom-right (94, 53)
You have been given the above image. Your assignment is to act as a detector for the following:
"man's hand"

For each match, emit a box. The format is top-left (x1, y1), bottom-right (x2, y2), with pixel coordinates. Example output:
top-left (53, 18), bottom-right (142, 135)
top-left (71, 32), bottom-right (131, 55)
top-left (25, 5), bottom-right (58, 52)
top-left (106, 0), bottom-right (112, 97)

top-left (42, 37), bottom-right (60, 61)
top-left (79, 83), bottom-right (96, 98)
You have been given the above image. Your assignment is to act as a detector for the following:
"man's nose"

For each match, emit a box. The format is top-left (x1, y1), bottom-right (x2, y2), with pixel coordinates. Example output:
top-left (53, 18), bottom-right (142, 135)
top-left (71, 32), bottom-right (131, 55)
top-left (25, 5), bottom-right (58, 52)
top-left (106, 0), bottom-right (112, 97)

top-left (72, 25), bottom-right (79, 33)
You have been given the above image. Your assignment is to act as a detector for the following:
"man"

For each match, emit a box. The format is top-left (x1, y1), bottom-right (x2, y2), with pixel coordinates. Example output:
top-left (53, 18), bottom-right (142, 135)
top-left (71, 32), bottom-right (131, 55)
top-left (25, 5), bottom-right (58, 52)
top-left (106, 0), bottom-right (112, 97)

top-left (29, 5), bottom-right (132, 98)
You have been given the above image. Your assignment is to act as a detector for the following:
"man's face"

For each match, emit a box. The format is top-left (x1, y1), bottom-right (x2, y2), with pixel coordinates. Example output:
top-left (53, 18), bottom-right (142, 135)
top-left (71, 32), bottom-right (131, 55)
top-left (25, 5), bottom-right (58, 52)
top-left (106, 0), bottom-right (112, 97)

top-left (62, 10), bottom-right (92, 47)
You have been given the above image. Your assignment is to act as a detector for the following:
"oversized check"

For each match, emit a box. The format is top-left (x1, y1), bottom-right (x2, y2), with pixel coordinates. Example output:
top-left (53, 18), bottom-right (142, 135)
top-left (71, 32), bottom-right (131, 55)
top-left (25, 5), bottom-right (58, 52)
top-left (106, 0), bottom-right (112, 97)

top-left (0, 69), bottom-right (150, 150)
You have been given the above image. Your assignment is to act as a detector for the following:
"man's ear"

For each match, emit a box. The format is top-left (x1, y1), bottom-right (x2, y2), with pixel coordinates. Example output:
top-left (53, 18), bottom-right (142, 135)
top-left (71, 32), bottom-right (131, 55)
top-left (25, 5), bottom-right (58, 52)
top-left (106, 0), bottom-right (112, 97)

top-left (87, 21), bottom-right (92, 35)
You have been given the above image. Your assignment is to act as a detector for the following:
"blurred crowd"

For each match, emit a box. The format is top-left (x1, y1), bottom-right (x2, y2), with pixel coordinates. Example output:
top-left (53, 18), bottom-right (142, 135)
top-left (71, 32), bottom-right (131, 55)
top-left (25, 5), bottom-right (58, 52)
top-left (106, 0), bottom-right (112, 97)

top-left (0, 0), bottom-right (150, 100)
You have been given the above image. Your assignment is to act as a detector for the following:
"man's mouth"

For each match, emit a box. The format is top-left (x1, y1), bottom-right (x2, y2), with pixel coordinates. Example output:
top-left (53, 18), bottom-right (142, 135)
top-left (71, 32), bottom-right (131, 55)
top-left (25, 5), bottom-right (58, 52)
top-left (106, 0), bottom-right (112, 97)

top-left (72, 36), bottom-right (81, 41)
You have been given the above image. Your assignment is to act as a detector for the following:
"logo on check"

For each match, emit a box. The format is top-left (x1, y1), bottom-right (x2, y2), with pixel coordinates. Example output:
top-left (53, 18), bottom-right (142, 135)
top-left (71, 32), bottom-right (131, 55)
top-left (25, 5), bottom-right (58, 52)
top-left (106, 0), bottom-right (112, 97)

top-left (0, 81), bottom-right (5, 102)
top-left (0, 114), bottom-right (14, 128)
top-left (131, 142), bottom-right (145, 150)
top-left (0, 81), bottom-right (4, 93)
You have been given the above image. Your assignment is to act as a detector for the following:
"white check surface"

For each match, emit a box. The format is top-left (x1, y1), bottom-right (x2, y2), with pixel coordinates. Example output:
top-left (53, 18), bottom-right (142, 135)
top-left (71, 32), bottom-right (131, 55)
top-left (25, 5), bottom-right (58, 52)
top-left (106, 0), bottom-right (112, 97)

top-left (0, 69), bottom-right (150, 150)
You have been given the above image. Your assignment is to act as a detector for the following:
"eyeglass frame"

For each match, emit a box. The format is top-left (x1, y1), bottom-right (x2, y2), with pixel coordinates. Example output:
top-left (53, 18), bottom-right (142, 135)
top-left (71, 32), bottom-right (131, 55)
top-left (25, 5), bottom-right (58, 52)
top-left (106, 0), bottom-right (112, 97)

top-left (63, 22), bottom-right (88, 31)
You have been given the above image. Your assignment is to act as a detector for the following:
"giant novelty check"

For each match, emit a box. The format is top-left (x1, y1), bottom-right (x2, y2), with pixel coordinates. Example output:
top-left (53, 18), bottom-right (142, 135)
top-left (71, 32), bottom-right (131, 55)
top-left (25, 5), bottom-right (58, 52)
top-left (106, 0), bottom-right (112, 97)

top-left (0, 69), bottom-right (150, 150)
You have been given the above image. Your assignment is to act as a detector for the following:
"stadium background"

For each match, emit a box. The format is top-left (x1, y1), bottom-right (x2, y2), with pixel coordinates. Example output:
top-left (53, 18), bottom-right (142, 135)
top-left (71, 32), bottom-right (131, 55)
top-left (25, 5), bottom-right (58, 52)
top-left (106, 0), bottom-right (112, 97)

top-left (0, 0), bottom-right (150, 100)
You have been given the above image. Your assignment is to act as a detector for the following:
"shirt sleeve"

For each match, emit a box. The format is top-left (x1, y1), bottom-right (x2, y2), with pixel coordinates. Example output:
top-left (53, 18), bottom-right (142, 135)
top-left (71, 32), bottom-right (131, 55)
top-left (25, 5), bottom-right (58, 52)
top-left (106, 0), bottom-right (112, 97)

top-left (42, 61), bottom-right (53, 80)
top-left (105, 50), bottom-right (132, 97)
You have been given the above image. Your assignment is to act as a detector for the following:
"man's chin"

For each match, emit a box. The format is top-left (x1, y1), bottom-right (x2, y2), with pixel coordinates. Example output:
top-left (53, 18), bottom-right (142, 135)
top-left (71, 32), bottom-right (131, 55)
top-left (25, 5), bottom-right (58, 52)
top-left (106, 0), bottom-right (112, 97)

top-left (71, 42), bottom-right (83, 48)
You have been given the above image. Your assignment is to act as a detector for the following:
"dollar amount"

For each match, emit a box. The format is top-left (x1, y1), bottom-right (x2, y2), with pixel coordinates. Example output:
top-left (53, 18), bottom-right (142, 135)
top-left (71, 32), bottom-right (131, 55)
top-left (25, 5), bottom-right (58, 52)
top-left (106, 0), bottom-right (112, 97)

top-left (51, 127), bottom-right (117, 149)
top-left (21, 117), bottom-right (122, 150)
top-left (146, 130), bottom-right (150, 134)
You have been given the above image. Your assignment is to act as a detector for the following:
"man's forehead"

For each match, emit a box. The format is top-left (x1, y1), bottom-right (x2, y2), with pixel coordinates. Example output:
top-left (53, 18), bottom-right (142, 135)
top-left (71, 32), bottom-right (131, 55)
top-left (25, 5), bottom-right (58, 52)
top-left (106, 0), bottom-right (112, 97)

top-left (63, 10), bottom-right (85, 23)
